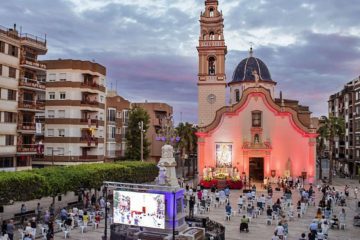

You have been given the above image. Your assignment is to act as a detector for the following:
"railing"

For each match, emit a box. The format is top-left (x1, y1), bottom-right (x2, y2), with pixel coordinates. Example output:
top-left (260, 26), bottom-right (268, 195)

top-left (18, 100), bottom-right (45, 110)
top-left (18, 122), bottom-right (36, 130)
top-left (199, 40), bottom-right (225, 47)
top-left (79, 155), bottom-right (99, 160)
top-left (80, 136), bottom-right (99, 146)
top-left (19, 78), bottom-right (46, 90)
top-left (80, 99), bottom-right (100, 106)
top-left (81, 81), bottom-right (105, 91)
top-left (0, 25), bottom-right (19, 39)
top-left (80, 118), bottom-right (99, 127)
top-left (20, 33), bottom-right (46, 47)
top-left (17, 144), bottom-right (37, 152)
top-left (20, 58), bottom-right (46, 69)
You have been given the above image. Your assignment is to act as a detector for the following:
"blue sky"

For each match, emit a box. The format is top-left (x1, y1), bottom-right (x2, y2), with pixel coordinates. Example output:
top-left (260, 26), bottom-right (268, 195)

top-left (1, 0), bottom-right (360, 123)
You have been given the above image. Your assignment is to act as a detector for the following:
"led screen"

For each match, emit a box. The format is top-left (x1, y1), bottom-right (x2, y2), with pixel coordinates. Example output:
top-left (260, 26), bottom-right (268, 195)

top-left (113, 190), bottom-right (165, 229)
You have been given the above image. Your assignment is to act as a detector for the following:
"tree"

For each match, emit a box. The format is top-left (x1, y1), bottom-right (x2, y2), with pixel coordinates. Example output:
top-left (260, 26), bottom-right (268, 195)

top-left (125, 106), bottom-right (150, 160)
top-left (176, 122), bottom-right (197, 177)
top-left (317, 115), bottom-right (345, 184)
top-left (316, 136), bottom-right (326, 180)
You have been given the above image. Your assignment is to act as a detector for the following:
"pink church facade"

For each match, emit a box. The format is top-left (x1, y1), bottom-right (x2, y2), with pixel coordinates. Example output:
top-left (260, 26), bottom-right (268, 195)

top-left (197, 87), bottom-right (318, 182)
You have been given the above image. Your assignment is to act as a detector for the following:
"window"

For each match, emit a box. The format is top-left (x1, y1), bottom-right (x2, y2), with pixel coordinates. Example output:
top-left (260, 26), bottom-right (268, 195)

top-left (48, 110), bottom-right (55, 118)
top-left (122, 110), bottom-right (129, 124)
top-left (7, 89), bottom-right (16, 100)
top-left (8, 67), bottom-right (16, 78)
top-left (108, 109), bottom-right (116, 122)
top-left (208, 57), bottom-right (216, 75)
top-left (58, 129), bottom-right (65, 137)
top-left (209, 8), bottom-right (214, 17)
top-left (57, 148), bottom-right (65, 155)
top-left (46, 147), bottom-right (53, 155)
top-left (58, 110), bottom-right (65, 118)
top-left (8, 45), bottom-right (18, 57)
top-left (4, 112), bottom-right (16, 123)
top-left (235, 89), bottom-right (240, 103)
top-left (47, 129), bottom-right (54, 136)
top-left (252, 111), bottom-right (262, 127)
top-left (48, 73), bottom-right (56, 82)
top-left (49, 92), bottom-right (55, 100)
top-left (60, 92), bottom-right (66, 99)
top-left (5, 135), bottom-right (14, 146)
top-left (0, 157), bottom-right (13, 168)
top-left (209, 32), bottom-right (215, 40)
top-left (59, 73), bottom-right (66, 81)
top-left (100, 95), bottom-right (104, 102)
top-left (0, 41), bottom-right (5, 53)
top-left (0, 64), bottom-right (2, 76)
top-left (108, 126), bottom-right (116, 139)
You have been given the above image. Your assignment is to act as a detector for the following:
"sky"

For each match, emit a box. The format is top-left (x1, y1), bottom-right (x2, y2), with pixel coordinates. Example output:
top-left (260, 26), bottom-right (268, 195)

top-left (1, 0), bottom-right (360, 124)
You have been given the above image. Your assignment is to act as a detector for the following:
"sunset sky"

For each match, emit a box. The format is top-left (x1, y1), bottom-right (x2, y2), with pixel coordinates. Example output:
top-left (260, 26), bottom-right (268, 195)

top-left (2, 0), bottom-right (360, 123)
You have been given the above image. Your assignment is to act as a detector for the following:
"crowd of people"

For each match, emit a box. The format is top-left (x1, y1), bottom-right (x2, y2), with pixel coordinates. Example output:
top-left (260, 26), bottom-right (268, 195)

top-left (183, 176), bottom-right (359, 240)
top-left (0, 192), bottom-right (110, 240)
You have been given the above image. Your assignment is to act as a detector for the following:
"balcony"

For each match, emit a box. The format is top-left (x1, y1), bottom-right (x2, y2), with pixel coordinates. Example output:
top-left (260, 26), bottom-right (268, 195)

top-left (18, 122), bottom-right (36, 131)
top-left (80, 118), bottom-right (99, 128)
top-left (80, 136), bottom-right (99, 147)
top-left (80, 99), bottom-right (101, 107)
top-left (17, 144), bottom-right (37, 153)
top-left (20, 58), bottom-right (46, 71)
top-left (19, 78), bottom-right (45, 91)
top-left (79, 155), bottom-right (99, 160)
top-left (18, 100), bottom-right (45, 111)
top-left (81, 82), bottom-right (106, 92)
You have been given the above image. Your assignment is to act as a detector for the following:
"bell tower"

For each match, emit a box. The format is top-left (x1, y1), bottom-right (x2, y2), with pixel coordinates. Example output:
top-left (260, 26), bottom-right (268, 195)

top-left (197, 0), bottom-right (227, 127)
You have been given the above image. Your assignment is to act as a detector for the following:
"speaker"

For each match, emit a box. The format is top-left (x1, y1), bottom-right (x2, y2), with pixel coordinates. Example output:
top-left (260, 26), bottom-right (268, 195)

top-left (58, 195), bottom-right (62, 201)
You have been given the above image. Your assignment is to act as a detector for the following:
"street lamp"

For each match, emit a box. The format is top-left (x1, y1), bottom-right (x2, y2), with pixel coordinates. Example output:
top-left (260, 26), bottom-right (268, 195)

top-left (138, 121), bottom-right (145, 162)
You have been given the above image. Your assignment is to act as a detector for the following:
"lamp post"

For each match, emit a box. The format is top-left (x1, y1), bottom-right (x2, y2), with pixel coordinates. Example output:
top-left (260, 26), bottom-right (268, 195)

top-left (138, 121), bottom-right (144, 162)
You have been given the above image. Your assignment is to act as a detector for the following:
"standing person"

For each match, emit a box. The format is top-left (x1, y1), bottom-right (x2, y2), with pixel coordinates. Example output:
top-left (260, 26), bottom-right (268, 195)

top-left (91, 194), bottom-right (96, 206)
top-left (6, 219), bottom-right (15, 240)
top-left (354, 186), bottom-right (358, 199)
top-left (20, 204), bottom-right (27, 225)
top-left (189, 195), bottom-right (195, 218)
top-left (274, 223), bottom-right (285, 239)
top-left (46, 220), bottom-right (54, 240)
top-left (1, 219), bottom-right (7, 236)
top-left (43, 211), bottom-right (50, 225)
top-left (35, 203), bottom-right (42, 222)
top-left (49, 203), bottom-right (55, 217)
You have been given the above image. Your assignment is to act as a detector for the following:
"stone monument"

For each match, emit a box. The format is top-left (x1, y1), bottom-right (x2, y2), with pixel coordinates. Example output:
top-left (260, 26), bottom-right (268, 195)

top-left (156, 144), bottom-right (179, 187)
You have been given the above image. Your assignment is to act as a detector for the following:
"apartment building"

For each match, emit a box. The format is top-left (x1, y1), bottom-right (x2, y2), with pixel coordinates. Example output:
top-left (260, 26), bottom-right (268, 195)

top-left (36, 59), bottom-right (106, 166)
top-left (105, 90), bottom-right (130, 161)
top-left (328, 76), bottom-right (360, 176)
top-left (0, 24), bottom-right (47, 171)
top-left (132, 102), bottom-right (173, 162)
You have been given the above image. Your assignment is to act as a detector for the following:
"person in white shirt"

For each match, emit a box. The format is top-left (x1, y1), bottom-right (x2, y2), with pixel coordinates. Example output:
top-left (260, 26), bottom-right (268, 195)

top-left (274, 223), bottom-right (285, 239)
top-left (238, 195), bottom-right (244, 213)
top-left (354, 187), bottom-right (358, 199)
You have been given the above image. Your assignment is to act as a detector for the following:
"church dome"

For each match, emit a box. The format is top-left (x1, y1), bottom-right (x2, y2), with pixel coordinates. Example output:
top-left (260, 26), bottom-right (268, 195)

top-left (230, 49), bottom-right (273, 84)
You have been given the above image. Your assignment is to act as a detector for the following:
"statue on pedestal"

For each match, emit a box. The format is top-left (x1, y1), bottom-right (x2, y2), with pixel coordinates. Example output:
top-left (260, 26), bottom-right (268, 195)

top-left (156, 144), bottom-right (179, 187)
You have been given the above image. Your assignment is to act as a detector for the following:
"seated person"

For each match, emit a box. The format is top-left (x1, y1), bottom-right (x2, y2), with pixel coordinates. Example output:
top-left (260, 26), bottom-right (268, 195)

top-left (225, 203), bottom-right (232, 218)
top-left (267, 206), bottom-right (273, 218)
top-left (331, 215), bottom-right (339, 229)
top-left (246, 204), bottom-right (253, 217)
top-left (240, 215), bottom-right (249, 232)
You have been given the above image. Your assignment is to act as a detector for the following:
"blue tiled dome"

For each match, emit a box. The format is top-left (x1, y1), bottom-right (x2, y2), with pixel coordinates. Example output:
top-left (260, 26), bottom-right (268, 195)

top-left (231, 54), bottom-right (273, 83)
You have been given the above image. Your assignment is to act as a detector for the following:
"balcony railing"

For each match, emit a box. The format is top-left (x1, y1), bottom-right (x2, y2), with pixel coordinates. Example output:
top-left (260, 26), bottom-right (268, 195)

top-left (80, 99), bottom-right (100, 107)
top-left (79, 155), bottom-right (99, 160)
top-left (20, 33), bottom-right (46, 47)
top-left (80, 136), bottom-right (99, 146)
top-left (17, 144), bottom-right (37, 152)
top-left (81, 82), bottom-right (106, 91)
top-left (19, 78), bottom-right (45, 90)
top-left (20, 58), bottom-right (46, 69)
top-left (80, 118), bottom-right (99, 128)
top-left (18, 100), bottom-right (45, 110)
top-left (18, 122), bottom-right (36, 131)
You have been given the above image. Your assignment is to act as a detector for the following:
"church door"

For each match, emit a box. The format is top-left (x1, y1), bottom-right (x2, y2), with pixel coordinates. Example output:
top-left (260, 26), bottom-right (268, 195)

top-left (249, 157), bottom-right (264, 182)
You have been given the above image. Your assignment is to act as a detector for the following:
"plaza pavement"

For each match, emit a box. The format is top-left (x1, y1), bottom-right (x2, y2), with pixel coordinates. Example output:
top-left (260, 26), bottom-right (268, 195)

top-left (10, 177), bottom-right (358, 240)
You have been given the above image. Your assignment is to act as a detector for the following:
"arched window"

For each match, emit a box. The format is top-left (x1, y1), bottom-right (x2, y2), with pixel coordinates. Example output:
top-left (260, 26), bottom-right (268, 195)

top-left (252, 111), bottom-right (262, 127)
top-left (208, 57), bottom-right (216, 75)
top-left (235, 89), bottom-right (240, 103)
top-left (203, 34), bottom-right (206, 40)
top-left (209, 8), bottom-right (214, 17)
top-left (209, 32), bottom-right (215, 40)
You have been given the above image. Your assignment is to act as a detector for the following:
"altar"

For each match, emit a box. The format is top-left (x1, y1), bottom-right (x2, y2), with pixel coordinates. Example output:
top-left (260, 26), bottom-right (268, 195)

top-left (203, 166), bottom-right (241, 180)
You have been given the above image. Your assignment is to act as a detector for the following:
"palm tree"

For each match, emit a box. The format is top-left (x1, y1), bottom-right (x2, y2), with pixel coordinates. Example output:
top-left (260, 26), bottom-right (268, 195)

top-left (317, 115), bottom-right (345, 184)
top-left (176, 122), bottom-right (197, 178)
top-left (316, 135), bottom-right (326, 180)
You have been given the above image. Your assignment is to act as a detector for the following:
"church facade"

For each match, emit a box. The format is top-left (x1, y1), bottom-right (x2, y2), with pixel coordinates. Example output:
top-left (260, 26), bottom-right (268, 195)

top-left (196, 0), bottom-right (317, 182)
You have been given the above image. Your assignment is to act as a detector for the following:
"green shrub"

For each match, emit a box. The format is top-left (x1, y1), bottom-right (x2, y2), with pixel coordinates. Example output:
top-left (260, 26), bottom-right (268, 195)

top-left (0, 161), bottom-right (158, 205)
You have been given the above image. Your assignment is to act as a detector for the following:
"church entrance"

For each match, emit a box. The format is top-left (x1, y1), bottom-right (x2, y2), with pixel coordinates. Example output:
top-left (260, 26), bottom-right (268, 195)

top-left (249, 157), bottom-right (264, 182)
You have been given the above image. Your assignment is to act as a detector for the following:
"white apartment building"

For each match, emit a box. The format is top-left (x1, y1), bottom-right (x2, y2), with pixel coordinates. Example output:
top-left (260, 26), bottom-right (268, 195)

top-left (36, 59), bottom-right (106, 166)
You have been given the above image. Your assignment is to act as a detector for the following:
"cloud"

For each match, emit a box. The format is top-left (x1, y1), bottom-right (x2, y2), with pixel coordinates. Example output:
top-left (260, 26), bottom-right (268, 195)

top-left (1, 0), bottom-right (359, 123)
